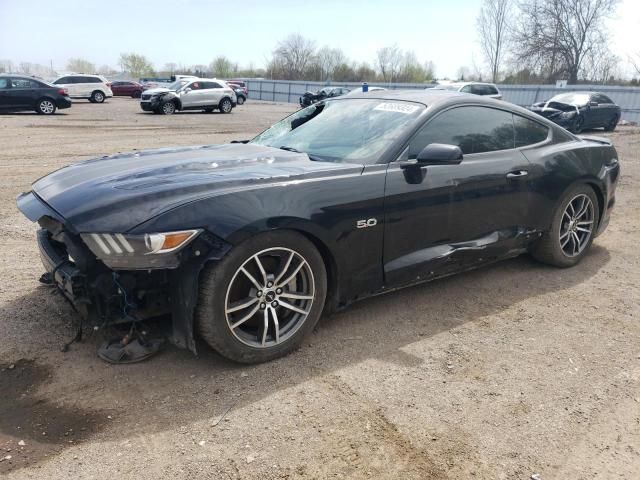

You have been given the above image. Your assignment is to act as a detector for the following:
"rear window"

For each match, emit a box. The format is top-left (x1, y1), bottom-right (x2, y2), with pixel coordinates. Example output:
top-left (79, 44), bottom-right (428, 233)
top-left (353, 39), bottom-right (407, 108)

top-left (514, 115), bottom-right (549, 147)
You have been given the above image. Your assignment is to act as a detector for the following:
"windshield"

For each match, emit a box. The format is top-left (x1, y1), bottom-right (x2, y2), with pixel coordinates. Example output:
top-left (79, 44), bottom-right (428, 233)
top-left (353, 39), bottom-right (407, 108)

top-left (167, 80), bottom-right (188, 91)
top-left (250, 99), bottom-right (425, 164)
top-left (550, 93), bottom-right (590, 106)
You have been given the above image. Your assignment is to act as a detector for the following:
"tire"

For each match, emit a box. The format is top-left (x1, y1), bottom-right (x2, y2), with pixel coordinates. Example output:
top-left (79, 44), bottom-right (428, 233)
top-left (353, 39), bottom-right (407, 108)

top-left (530, 184), bottom-right (600, 268)
top-left (196, 230), bottom-right (327, 363)
top-left (132, 91), bottom-right (142, 98)
top-left (237, 96), bottom-right (245, 105)
top-left (90, 91), bottom-right (105, 103)
top-left (160, 101), bottom-right (176, 115)
top-left (36, 98), bottom-right (56, 115)
top-left (570, 115), bottom-right (584, 134)
top-left (604, 114), bottom-right (619, 132)
top-left (219, 97), bottom-right (233, 114)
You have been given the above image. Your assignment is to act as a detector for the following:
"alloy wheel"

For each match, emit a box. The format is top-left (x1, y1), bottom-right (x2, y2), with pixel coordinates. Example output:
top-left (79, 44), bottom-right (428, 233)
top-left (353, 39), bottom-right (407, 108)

top-left (225, 247), bottom-right (315, 348)
top-left (221, 99), bottom-right (232, 113)
top-left (162, 102), bottom-right (175, 114)
top-left (39, 100), bottom-right (55, 114)
top-left (94, 92), bottom-right (104, 102)
top-left (559, 193), bottom-right (594, 257)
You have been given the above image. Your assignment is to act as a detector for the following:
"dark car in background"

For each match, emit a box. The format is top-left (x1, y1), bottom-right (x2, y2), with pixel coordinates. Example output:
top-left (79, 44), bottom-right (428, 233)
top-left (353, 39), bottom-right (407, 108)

top-left (0, 74), bottom-right (72, 114)
top-left (528, 92), bottom-right (621, 133)
top-left (228, 83), bottom-right (247, 104)
top-left (299, 86), bottom-right (350, 107)
top-left (111, 81), bottom-right (146, 98)
top-left (17, 91), bottom-right (619, 364)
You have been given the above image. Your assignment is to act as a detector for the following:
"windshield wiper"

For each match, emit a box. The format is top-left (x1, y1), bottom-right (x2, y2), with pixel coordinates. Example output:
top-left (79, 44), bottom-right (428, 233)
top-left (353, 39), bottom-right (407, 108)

top-left (278, 146), bottom-right (325, 162)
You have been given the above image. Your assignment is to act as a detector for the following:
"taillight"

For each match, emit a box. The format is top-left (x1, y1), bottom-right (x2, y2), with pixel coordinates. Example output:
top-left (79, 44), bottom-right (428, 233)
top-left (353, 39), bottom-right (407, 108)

top-left (106, 82), bottom-right (112, 88)
top-left (58, 88), bottom-right (68, 95)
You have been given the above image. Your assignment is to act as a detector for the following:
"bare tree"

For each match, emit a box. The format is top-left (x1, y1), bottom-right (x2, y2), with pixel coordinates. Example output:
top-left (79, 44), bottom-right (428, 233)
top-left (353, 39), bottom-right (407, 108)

top-left (210, 56), bottom-right (235, 78)
top-left (629, 53), bottom-right (640, 77)
top-left (66, 58), bottom-right (96, 74)
top-left (376, 45), bottom-right (402, 82)
top-left (512, 0), bottom-right (619, 84)
top-left (164, 62), bottom-right (177, 74)
top-left (271, 34), bottom-right (316, 80)
top-left (0, 60), bottom-right (14, 73)
top-left (118, 53), bottom-right (155, 78)
top-left (315, 47), bottom-right (346, 81)
top-left (477, 0), bottom-right (511, 82)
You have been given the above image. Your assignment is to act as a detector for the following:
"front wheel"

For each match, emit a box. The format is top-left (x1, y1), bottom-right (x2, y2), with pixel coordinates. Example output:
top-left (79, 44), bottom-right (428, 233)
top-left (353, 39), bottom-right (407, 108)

top-left (219, 97), bottom-right (233, 113)
top-left (90, 91), bottom-right (105, 103)
top-left (195, 231), bottom-right (327, 363)
top-left (160, 101), bottom-right (176, 115)
top-left (36, 98), bottom-right (56, 115)
top-left (570, 115), bottom-right (584, 134)
top-left (530, 184), bottom-right (599, 268)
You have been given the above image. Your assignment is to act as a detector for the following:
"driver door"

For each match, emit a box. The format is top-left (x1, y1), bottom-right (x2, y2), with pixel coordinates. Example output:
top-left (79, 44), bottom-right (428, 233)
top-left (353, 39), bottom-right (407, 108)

top-left (180, 81), bottom-right (201, 108)
top-left (382, 105), bottom-right (532, 287)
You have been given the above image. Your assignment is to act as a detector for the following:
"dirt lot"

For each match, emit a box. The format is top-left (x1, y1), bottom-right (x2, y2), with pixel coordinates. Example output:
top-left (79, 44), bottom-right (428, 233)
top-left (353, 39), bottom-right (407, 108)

top-left (0, 98), bottom-right (639, 479)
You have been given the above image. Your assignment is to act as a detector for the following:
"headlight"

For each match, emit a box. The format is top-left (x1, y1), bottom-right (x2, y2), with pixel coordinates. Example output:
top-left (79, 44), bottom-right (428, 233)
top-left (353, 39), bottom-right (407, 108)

top-left (81, 230), bottom-right (201, 270)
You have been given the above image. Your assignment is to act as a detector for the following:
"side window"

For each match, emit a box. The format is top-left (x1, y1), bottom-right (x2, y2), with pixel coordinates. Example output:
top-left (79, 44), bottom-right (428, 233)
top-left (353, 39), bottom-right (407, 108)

top-left (486, 85), bottom-right (498, 95)
top-left (408, 106), bottom-right (515, 157)
top-left (470, 85), bottom-right (484, 95)
top-left (593, 93), bottom-right (612, 104)
top-left (514, 115), bottom-right (549, 147)
top-left (210, 82), bottom-right (223, 88)
top-left (54, 77), bottom-right (70, 84)
top-left (11, 79), bottom-right (37, 88)
top-left (189, 82), bottom-right (201, 90)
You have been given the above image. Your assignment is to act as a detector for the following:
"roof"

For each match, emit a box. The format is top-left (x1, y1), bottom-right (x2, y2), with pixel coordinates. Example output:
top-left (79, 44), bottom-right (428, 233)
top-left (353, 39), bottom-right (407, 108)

top-left (338, 89), bottom-right (468, 106)
top-left (334, 89), bottom-right (550, 124)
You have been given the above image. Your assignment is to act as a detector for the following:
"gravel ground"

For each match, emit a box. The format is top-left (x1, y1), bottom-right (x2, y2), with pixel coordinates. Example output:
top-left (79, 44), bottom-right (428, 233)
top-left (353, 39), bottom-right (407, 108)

top-left (0, 98), bottom-right (638, 479)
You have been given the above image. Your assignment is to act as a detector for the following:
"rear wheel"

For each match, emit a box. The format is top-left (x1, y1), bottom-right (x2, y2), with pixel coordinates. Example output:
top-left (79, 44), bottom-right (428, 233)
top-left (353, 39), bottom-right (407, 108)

top-left (604, 114), bottom-right (619, 132)
top-left (531, 184), bottom-right (599, 268)
top-left (196, 230), bottom-right (327, 363)
top-left (219, 97), bottom-right (233, 113)
top-left (237, 96), bottom-right (245, 105)
top-left (132, 90), bottom-right (142, 98)
top-left (90, 91), bottom-right (105, 103)
top-left (36, 98), bottom-right (56, 115)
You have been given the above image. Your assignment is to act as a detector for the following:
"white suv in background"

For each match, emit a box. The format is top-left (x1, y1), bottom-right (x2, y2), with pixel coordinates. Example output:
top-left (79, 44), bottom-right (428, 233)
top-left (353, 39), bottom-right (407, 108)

top-left (52, 74), bottom-right (113, 103)
top-left (431, 82), bottom-right (502, 100)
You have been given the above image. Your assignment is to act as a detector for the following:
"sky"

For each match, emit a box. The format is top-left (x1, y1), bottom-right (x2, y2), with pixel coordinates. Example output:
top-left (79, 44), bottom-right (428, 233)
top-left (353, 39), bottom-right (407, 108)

top-left (0, 0), bottom-right (638, 78)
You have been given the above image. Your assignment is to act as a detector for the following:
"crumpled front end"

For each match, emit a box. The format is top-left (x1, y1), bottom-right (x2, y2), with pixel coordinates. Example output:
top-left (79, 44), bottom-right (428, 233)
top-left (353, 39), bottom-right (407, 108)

top-left (528, 101), bottom-right (581, 129)
top-left (16, 191), bottom-right (231, 353)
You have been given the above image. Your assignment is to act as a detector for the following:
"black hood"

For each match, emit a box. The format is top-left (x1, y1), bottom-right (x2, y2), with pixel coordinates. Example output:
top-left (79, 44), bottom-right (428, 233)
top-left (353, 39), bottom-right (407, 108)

top-left (30, 144), bottom-right (359, 233)
top-left (529, 101), bottom-right (579, 119)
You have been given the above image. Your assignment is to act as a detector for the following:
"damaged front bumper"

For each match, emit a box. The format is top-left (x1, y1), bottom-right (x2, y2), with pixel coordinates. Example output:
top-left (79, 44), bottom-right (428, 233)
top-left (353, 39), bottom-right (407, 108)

top-left (18, 191), bottom-right (232, 354)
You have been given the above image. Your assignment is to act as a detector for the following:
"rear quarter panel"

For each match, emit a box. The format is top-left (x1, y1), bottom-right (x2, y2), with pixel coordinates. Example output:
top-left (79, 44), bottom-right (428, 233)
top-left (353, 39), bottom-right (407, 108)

top-left (520, 135), bottom-right (618, 231)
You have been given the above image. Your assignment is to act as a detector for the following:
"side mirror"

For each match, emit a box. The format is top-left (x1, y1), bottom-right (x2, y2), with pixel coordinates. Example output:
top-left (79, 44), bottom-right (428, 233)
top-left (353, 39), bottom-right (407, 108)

top-left (416, 143), bottom-right (463, 165)
top-left (589, 101), bottom-right (598, 107)
top-left (183, 88), bottom-right (192, 94)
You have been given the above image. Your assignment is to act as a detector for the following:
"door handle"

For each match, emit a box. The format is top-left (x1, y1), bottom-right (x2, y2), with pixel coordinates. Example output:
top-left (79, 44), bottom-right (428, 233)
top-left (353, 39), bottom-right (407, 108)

top-left (506, 170), bottom-right (528, 179)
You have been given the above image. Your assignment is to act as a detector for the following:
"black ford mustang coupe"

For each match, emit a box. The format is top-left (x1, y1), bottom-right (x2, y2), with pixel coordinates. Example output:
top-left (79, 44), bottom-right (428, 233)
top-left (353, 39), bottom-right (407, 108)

top-left (17, 91), bottom-right (620, 363)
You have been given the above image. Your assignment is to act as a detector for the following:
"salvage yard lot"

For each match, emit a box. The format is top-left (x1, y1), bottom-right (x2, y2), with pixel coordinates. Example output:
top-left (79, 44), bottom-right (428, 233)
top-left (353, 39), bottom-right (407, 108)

top-left (0, 98), bottom-right (639, 479)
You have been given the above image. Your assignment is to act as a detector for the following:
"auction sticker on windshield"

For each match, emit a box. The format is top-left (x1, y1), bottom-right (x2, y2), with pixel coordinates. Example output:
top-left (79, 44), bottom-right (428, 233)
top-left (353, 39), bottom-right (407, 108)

top-left (374, 102), bottom-right (420, 114)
